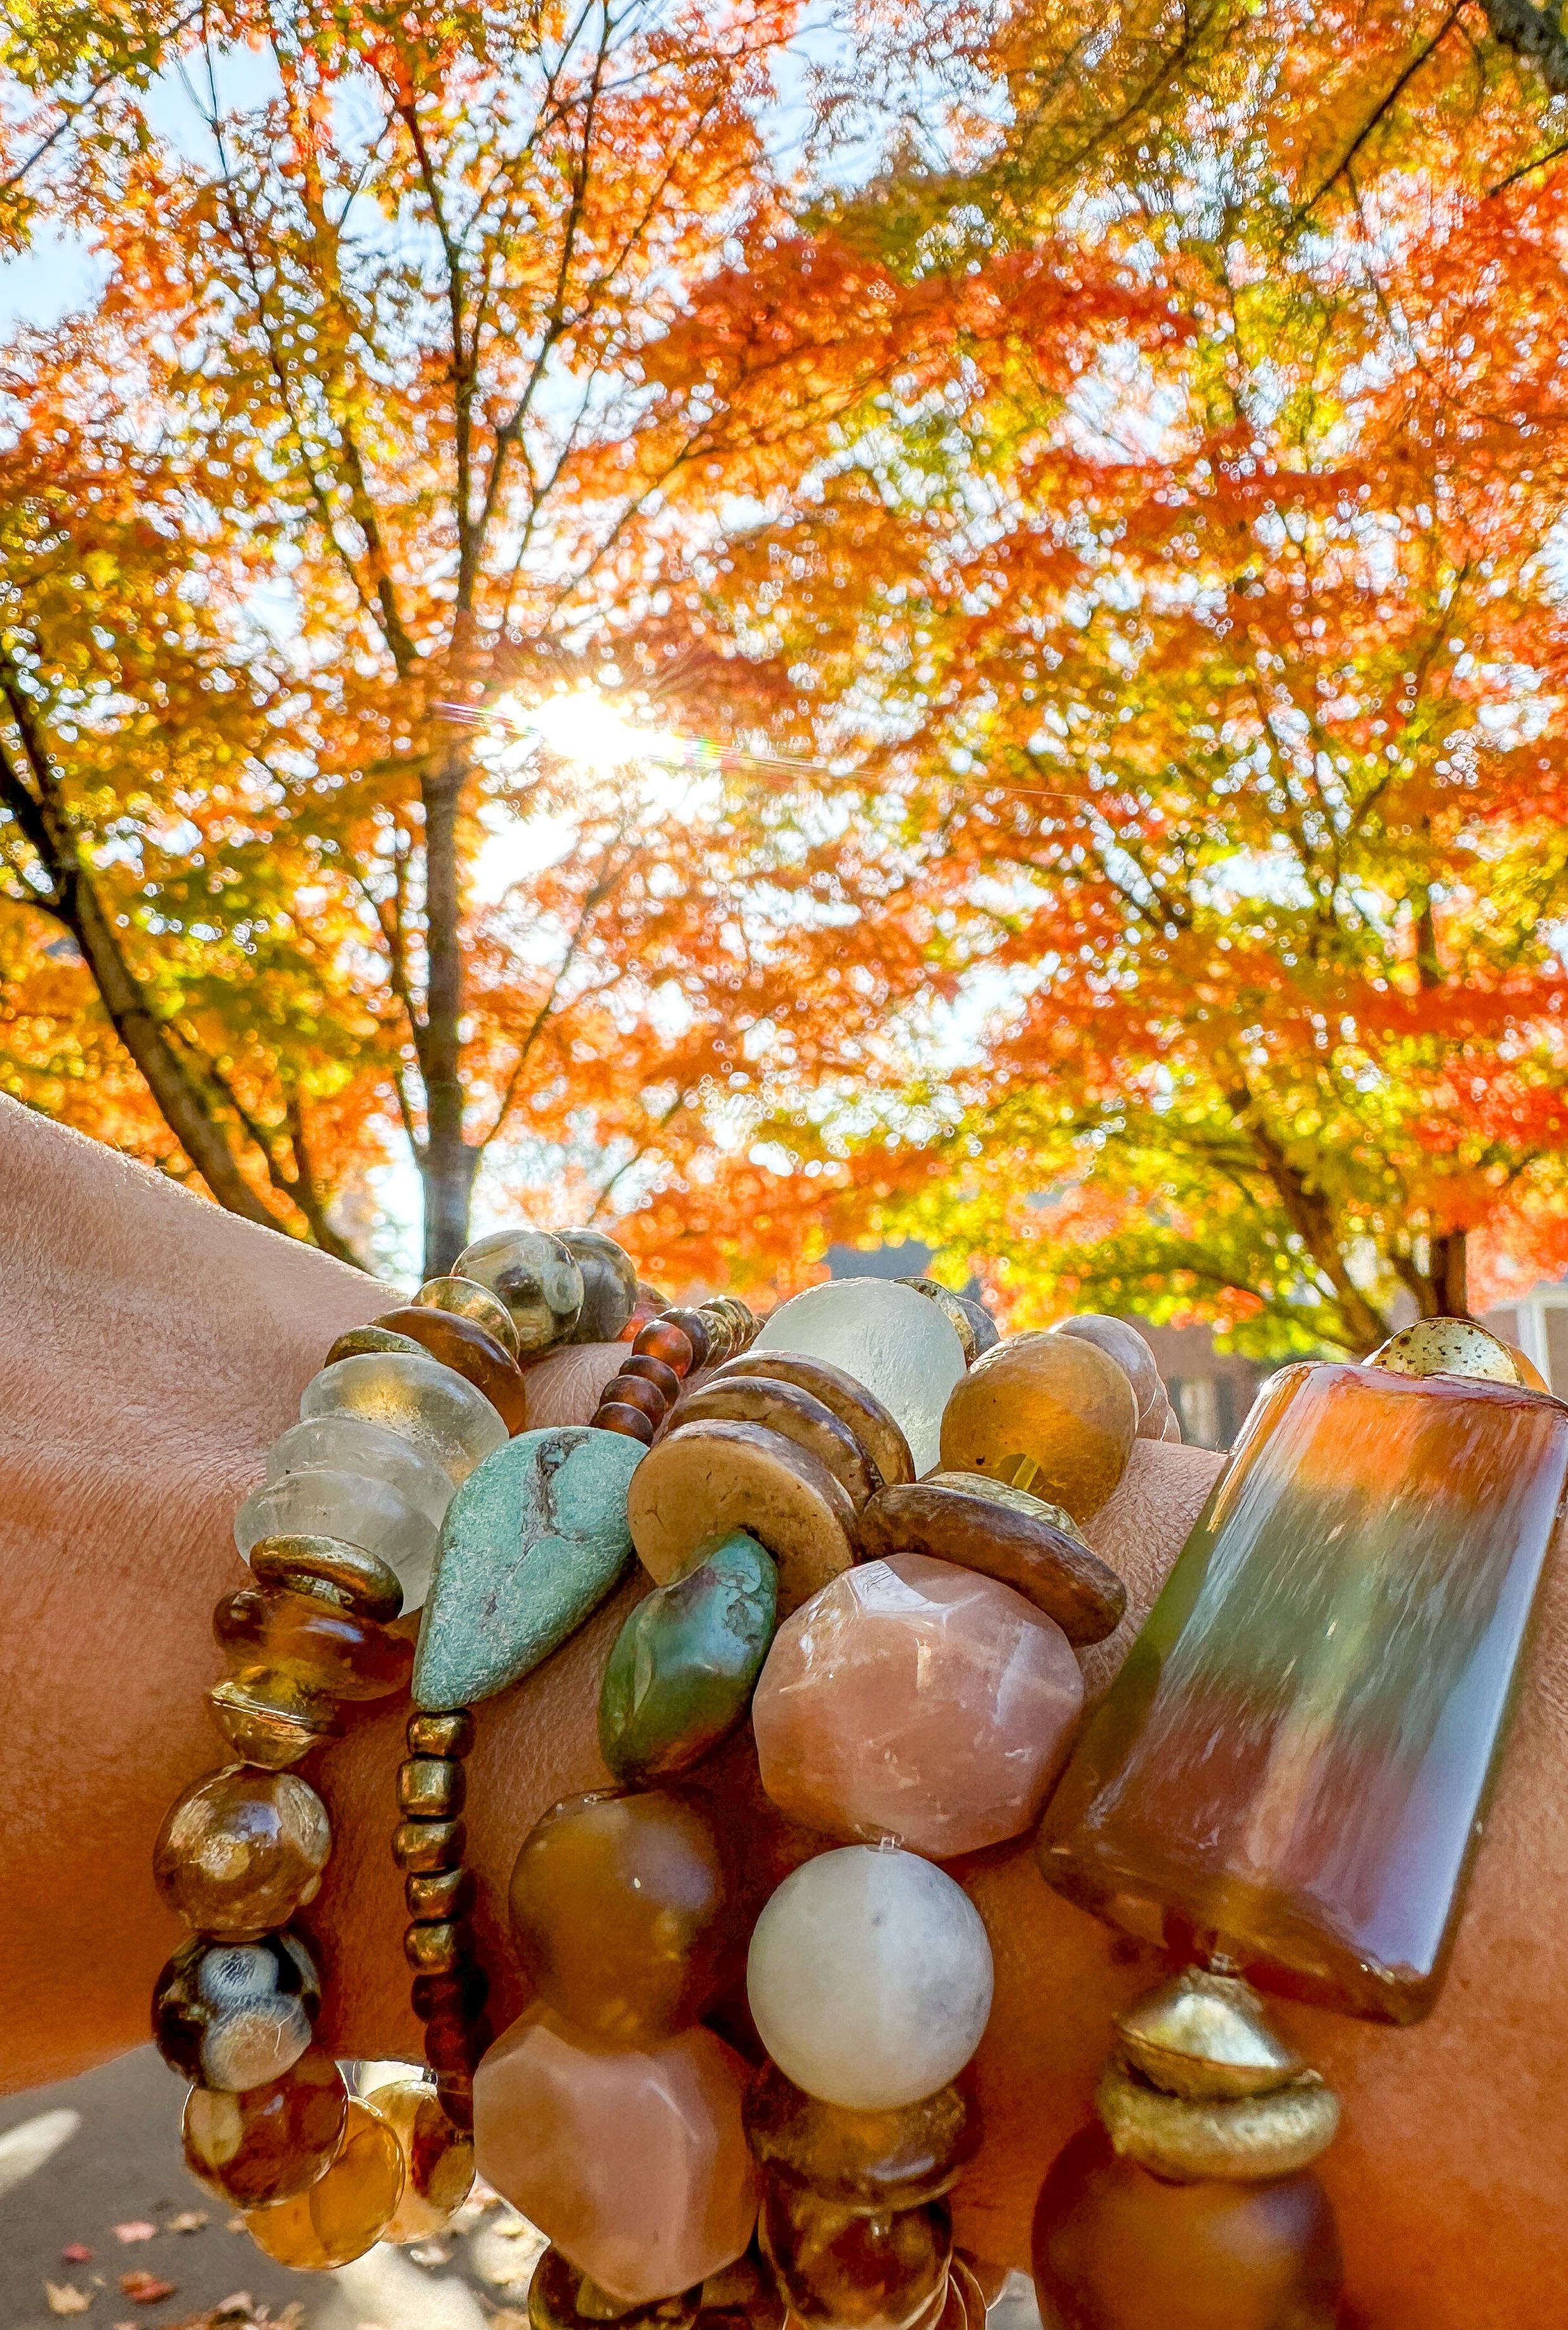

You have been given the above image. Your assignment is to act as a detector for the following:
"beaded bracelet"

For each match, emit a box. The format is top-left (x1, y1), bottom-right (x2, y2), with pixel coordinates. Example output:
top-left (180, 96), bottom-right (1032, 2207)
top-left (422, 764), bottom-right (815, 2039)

top-left (151, 1242), bottom-right (1564, 2326)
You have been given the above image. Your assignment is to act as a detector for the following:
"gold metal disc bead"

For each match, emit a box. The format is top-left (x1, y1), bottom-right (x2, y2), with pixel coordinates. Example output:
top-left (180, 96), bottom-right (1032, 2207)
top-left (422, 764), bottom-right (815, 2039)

top-left (1116, 1968), bottom-right (1307, 2101)
top-left (1096, 2055), bottom-right (1341, 2184)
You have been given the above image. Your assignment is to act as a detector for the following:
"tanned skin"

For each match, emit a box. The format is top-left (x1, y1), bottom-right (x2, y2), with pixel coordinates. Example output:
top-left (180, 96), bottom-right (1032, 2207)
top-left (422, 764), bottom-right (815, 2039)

top-left (5, 1097), bottom-right (1566, 2324)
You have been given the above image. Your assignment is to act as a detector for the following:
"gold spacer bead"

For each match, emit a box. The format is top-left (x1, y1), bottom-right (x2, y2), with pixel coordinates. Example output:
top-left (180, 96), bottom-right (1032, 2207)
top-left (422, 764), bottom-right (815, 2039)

top-left (1096, 2054), bottom-right (1341, 2183)
top-left (1365, 1317), bottom-right (1523, 1385)
top-left (1116, 1968), bottom-right (1307, 2101)
top-left (324, 1321), bottom-right (428, 1366)
top-left (406, 1864), bottom-right (476, 1921)
top-left (207, 1670), bottom-right (340, 1770)
top-left (405, 1919), bottom-right (469, 1975)
top-left (392, 1817), bottom-right (467, 1872)
top-left (408, 1709), bottom-right (475, 1759)
top-left (248, 1533), bottom-right (404, 1623)
top-left (399, 1756), bottom-right (467, 1818)
top-left (410, 1275), bottom-right (521, 1359)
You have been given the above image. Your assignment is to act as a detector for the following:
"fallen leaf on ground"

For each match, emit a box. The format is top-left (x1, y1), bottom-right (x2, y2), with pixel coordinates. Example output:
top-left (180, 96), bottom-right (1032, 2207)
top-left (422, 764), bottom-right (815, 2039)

top-left (45, 2283), bottom-right (92, 2314)
top-left (165, 2213), bottom-right (208, 2235)
top-left (225, 2218), bottom-right (248, 2235)
top-left (212, 2297), bottom-right (253, 2321)
top-left (408, 2243), bottom-right (450, 2266)
top-left (61, 2244), bottom-right (93, 2264)
top-left (119, 2272), bottom-right (178, 2305)
top-left (274, 2304), bottom-right (306, 2330)
top-left (114, 2225), bottom-right (159, 2246)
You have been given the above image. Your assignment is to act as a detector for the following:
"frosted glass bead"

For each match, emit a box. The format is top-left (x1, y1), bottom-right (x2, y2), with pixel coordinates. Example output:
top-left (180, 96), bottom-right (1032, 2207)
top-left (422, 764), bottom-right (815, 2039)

top-left (234, 1468), bottom-right (439, 1616)
top-left (753, 1281), bottom-right (965, 1478)
top-left (300, 1352), bottom-right (507, 1482)
top-left (746, 1847), bottom-right (993, 2110)
top-left (265, 1414), bottom-right (454, 1529)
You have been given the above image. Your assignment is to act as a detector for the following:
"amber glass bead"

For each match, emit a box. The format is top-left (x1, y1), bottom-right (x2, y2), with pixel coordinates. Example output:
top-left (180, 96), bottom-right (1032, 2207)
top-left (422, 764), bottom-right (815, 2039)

top-left (207, 1669), bottom-right (339, 1770)
top-left (660, 1310), bottom-right (711, 1369)
top-left (413, 1963), bottom-right (489, 2021)
top-left (603, 1372), bottom-right (669, 1424)
top-left (633, 1319), bottom-right (696, 1375)
top-left (183, 2046), bottom-right (347, 2206)
top-left (399, 1754), bottom-right (467, 1818)
top-left (598, 1402), bottom-right (657, 1444)
top-left (529, 2244), bottom-right (701, 2330)
top-left (153, 1931), bottom-right (320, 2089)
top-left (622, 1353), bottom-right (685, 1404)
top-left (406, 1919), bottom-right (472, 1975)
top-left (245, 2098), bottom-right (405, 2267)
top-left (215, 1586), bottom-right (414, 1701)
top-left (373, 2078), bottom-right (476, 2243)
top-left (1040, 1362), bottom-right (1568, 2021)
top-left (508, 1790), bottom-right (732, 2042)
top-left (745, 2065), bottom-right (977, 2214)
top-left (406, 1863), bottom-right (476, 1921)
top-left (760, 2180), bottom-right (951, 2330)
top-left (409, 1707), bottom-right (476, 1757)
top-left (248, 1533), bottom-right (405, 1623)
top-left (939, 1333), bottom-right (1137, 1521)
top-left (377, 1303), bottom-right (530, 1434)
top-left (697, 2249), bottom-right (786, 2330)
top-left (413, 1272), bottom-right (522, 1357)
top-left (154, 1768), bottom-right (330, 1936)
top-left (1031, 2126), bottom-right (1343, 2330)
top-left (393, 1815), bottom-right (467, 1872)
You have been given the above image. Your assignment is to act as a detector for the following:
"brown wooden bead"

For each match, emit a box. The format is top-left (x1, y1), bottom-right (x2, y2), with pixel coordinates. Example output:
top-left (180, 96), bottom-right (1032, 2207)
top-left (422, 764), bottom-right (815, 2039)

top-left (406, 1864), bottom-right (476, 1921)
top-left (713, 1352), bottom-right (915, 1488)
top-left (405, 1919), bottom-right (471, 1975)
top-left (216, 1586), bottom-right (414, 1700)
top-left (633, 1319), bottom-right (696, 1375)
top-left (627, 1418), bottom-right (859, 1616)
top-left (408, 1708), bottom-right (475, 1758)
top-left (399, 1756), bottom-right (467, 1818)
top-left (412, 1964), bottom-right (490, 2022)
top-left (671, 1377), bottom-right (881, 1509)
top-left (621, 1353), bottom-right (685, 1403)
top-left (597, 1401), bottom-right (657, 1444)
top-left (182, 2046), bottom-right (347, 2207)
top-left (659, 1311), bottom-right (711, 1370)
top-left (248, 1533), bottom-right (405, 1623)
top-left (603, 1372), bottom-right (669, 1424)
top-left (857, 1476), bottom-right (1127, 1646)
top-left (154, 1768), bottom-right (330, 1936)
top-left (392, 1817), bottom-right (467, 1873)
top-left (377, 1304), bottom-right (530, 1434)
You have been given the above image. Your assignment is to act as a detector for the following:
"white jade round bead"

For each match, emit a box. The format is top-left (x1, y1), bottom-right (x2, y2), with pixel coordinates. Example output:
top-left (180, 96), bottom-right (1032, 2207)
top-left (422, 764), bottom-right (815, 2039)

top-left (752, 1279), bottom-right (965, 1478)
top-left (746, 1845), bottom-right (994, 2110)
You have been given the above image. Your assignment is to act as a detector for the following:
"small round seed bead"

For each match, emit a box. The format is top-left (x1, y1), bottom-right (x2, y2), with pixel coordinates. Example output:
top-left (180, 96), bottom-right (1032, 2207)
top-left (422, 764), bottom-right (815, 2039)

top-left (392, 1817), bottom-right (467, 1872)
top-left (596, 1403), bottom-right (657, 1445)
top-left (422, 2011), bottom-right (491, 2076)
top-left (602, 1373), bottom-right (668, 1424)
top-left (408, 1709), bottom-right (475, 1758)
top-left (405, 1920), bottom-right (471, 1976)
top-left (399, 1758), bottom-right (467, 1819)
top-left (412, 1965), bottom-right (489, 2021)
top-left (660, 1310), bottom-right (711, 1370)
top-left (620, 1354), bottom-right (684, 1404)
top-left (632, 1319), bottom-right (696, 1375)
top-left (248, 1534), bottom-right (405, 1624)
top-left (406, 1865), bottom-right (477, 1921)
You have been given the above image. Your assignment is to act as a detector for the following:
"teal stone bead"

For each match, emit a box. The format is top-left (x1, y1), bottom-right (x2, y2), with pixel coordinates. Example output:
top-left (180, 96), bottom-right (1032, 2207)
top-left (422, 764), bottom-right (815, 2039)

top-left (413, 1427), bottom-right (644, 1711)
top-left (598, 1529), bottom-right (779, 1783)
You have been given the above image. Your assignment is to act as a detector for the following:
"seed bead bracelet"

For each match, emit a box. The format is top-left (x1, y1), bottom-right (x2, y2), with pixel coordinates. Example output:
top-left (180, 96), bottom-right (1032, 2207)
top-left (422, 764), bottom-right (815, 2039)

top-left (153, 1248), bottom-right (1564, 2326)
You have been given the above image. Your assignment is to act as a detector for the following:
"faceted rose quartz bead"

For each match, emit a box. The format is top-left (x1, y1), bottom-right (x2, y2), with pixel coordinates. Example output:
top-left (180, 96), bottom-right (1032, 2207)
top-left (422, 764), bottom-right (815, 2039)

top-left (474, 2006), bottom-right (758, 2304)
top-left (1040, 1361), bottom-right (1568, 2021)
top-left (753, 1555), bottom-right (1084, 1857)
top-left (1031, 2127), bottom-right (1343, 2330)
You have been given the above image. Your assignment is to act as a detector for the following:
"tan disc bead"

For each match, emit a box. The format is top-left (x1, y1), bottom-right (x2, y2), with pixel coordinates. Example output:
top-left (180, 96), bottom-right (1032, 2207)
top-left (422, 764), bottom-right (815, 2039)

top-left (1366, 1316), bottom-right (1524, 1383)
top-left (325, 1322), bottom-right (428, 1366)
top-left (371, 2078), bottom-right (476, 2242)
top-left (1116, 1970), bottom-right (1306, 2102)
top-left (938, 1331), bottom-right (1137, 1523)
top-left (1095, 2057), bottom-right (1340, 2183)
top-left (671, 1377), bottom-right (882, 1508)
top-left (857, 1473), bottom-right (1126, 1646)
top-left (627, 1418), bottom-right (859, 1615)
top-left (712, 1351), bottom-right (916, 1486)
top-left (207, 1670), bottom-right (340, 1770)
top-left (154, 1768), bottom-right (331, 1936)
top-left (245, 2098), bottom-right (405, 2266)
top-left (413, 1273), bottom-right (521, 1357)
top-left (246, 1533), bottom-right (405, 1622)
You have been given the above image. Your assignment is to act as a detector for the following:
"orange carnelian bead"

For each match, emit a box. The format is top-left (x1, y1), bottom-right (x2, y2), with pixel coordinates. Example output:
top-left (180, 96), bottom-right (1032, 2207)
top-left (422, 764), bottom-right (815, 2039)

top-left (633, 1319), bottom-right (697, 1375)
top-left (183, 2045), bottom-right (347, 2206)
top-left (1031, 2127), bottom-right (1343, 2330)
top-left (245, 2098), bottom-right (405, 2266)
top-left (154, 1767), bottom-right (330, 1936)
top-left (509, 1790), bottom-right (733, 2043)
top-left (215, 1587), bottom-right (414, 1700)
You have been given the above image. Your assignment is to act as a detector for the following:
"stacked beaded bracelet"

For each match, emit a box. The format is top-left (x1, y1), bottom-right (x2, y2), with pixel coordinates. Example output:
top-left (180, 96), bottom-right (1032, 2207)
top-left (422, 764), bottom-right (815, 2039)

top-left (152, 1239), bottom-right (1565, 2326)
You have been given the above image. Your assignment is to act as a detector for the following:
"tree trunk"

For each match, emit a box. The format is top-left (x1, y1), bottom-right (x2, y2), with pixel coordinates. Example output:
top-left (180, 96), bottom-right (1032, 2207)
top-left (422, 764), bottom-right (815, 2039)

top-left (1427, 1230), bottom-right (1469, 1317)
top-left (419, 750), bottom-right (478, 1275)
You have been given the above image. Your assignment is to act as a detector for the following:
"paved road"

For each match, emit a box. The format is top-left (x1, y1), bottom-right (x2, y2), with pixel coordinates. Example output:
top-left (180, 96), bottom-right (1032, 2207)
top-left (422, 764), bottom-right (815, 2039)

top-left (1, 2051), bottom-right (1043, 2330)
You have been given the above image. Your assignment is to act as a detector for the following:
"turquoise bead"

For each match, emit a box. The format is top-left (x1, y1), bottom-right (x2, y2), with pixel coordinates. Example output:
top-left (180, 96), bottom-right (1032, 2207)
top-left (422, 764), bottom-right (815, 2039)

top-left (599, 1530), bottom-right (778, 1782)
top-left (413, 1427), bottom-right (643, 1709)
